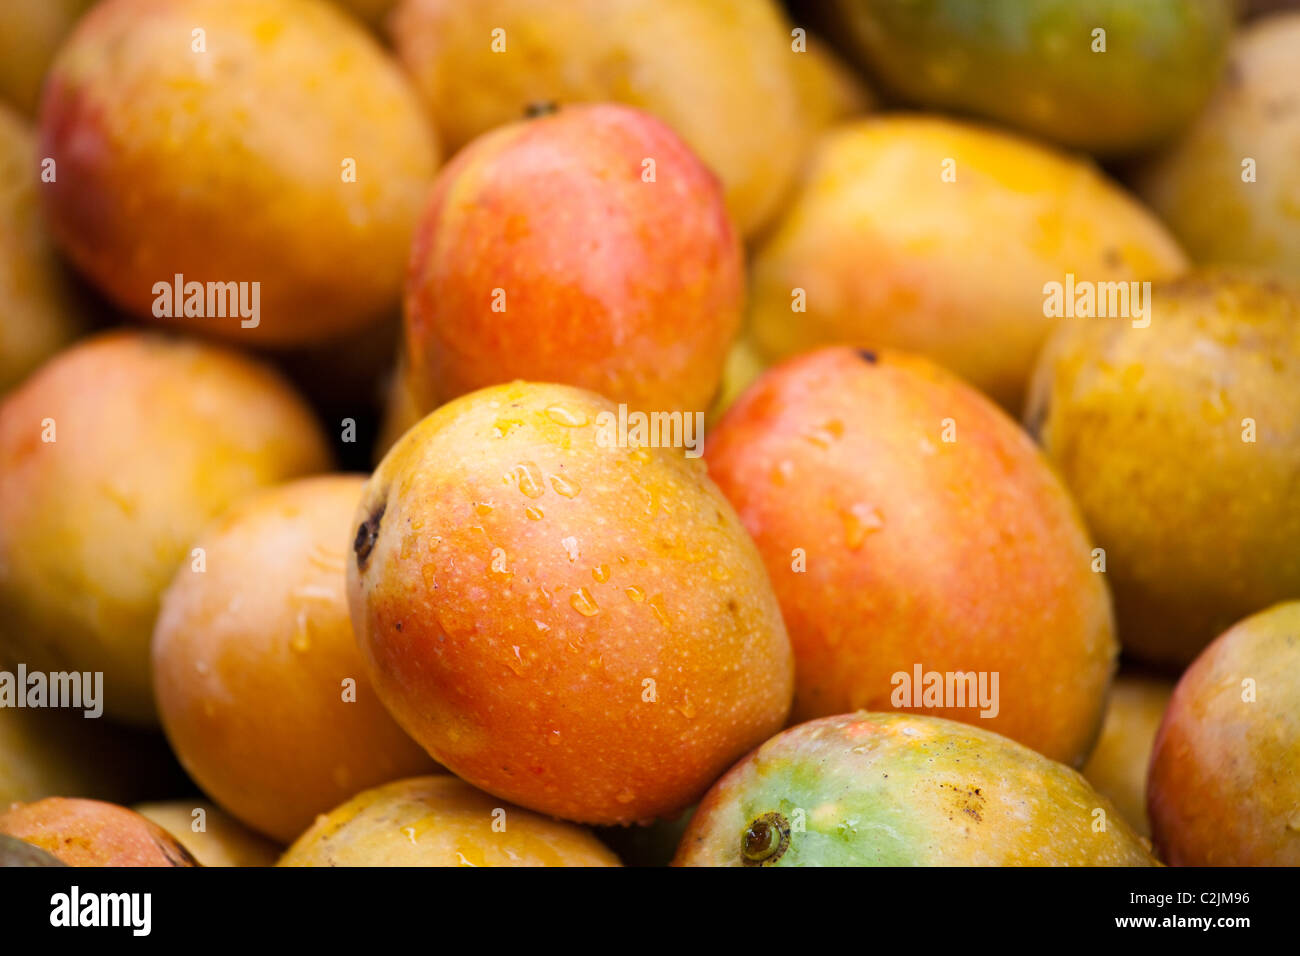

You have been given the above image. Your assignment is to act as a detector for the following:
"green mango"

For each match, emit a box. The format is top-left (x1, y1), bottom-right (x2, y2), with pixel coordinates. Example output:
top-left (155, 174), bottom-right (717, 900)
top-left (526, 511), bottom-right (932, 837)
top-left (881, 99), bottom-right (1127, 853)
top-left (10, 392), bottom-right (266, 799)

top-left (674, 713), bottom-right (1156, 866)
top-left (823, 0), bottom-right (1233, 155)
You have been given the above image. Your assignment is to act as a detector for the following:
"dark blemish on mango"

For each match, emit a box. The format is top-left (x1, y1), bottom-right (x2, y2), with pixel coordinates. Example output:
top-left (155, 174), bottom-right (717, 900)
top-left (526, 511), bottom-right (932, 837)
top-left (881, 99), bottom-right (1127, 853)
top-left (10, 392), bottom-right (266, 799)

top-left (727, 598), bottom-right (738, 614)
top-left (940, 782), bottom-right (984, 823)
top-left (741, 811), bottom-right (791, 866)
top-left (856, 349), bottom-right (878, 364)
top-left (524, 101), bottom-right (559, 119)
top-left (354, 501), bottom-right (385, 572)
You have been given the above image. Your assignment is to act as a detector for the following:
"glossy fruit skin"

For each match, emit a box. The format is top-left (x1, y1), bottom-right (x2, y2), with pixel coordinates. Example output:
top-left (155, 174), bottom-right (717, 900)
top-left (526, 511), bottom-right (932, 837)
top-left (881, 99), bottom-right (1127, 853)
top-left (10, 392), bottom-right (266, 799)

top-left (390, 0), bottom-right (808, 237)
top-left (0, 331), bottom-right (333, 724)
top-left (1026, 272), bottom-right (1300, 665)
top-left (279, 776), bottom-right (621, 866)
top-left (133, 801), bottom-right (280, 867)
top-left (0, 103), bottom-right (85, 394)
top-left (705, 347), bottom-right (1114, 767)
top-left (404, 103), bottom-right (742, 419)
top-left (748, 116), bottom-right (1187, 411)
top-left (152, 475), bottom-right (436, 843)
top-left (1148, 602), bottom-right (1300, 866)
top-left (1134, 13), bottom-right (1300, 280)
top-left (825, 0), bottom-right (1232, 156)
top-left (348, 382), bottom-right (794, 824)
top-left (675, 712), bottom-right (1156, 866)
top-left (0, 797), bottom-right (198, 866)
top-left (1081, 674), bottom-right (1173, 839)
top-left (38, 0), bottom-right (438, 346)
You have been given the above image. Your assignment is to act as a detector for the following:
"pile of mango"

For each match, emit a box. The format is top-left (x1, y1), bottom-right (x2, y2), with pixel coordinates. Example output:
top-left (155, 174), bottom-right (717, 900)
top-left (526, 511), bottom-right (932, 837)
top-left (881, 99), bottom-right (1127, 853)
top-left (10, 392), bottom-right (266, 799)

top-left (1, 0), bottom-right (1297, 868)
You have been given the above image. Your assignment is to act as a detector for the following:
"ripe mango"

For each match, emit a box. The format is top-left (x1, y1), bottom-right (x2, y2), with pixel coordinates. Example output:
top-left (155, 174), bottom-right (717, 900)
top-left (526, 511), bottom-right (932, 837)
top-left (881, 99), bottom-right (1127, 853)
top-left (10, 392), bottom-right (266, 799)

top-left (0, 0), bottom-right (95, 116)
top-left (1148, 602), bottom-right (1300, 866)
top-left (1025, 271), bottom-right (1300, 664)
top-left (279, 776), bottom-right (620, 866)
top-left (38, 0), bottom-right (438, 346)
top-left (706, 348), bottom-right (1114, 767)
top-left (389, 0), bottom-right (808, 237)
top-left (404, 103), bottom-right (742, 419)
top-left (0, 797), bottom-right (198, 866)
top-left (0, 103), bottom-right (85, 393)
top-left (748, 116), bottom-right (1186, 410)
top-left (0, 332), bottom-right (333, 723)
top-left (347, 382), bottom-right (793, 824)
top-left (1134, 13), bottom-right (1300, 280)
top-left (152, 475), bottom-right (436, 842)
top-left (674, 712), bottom-right (1156, 866)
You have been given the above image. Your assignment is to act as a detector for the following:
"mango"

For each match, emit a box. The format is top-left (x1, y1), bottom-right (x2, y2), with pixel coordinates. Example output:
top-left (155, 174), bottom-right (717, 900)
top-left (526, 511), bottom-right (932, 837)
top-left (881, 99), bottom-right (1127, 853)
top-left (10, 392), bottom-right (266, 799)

top-left (347, 382), bottom-right (793, 824)
top-left (389, 0), bottom-right (808, 237)
top-left (823, 0), bottom-right (1232, 155)
top-left (0, 0), bottom-right (96, 116)
top-left (1134, 13), bottom-right (1300, 280)
top-left (38, 0), bottom-right (438, 346)
top-left (1025, 271), bottom-right (1300, 664)
top-left (0, 331), bottom-right (333, 723)
top-left (748, 116), bottom-right (1187, 410)
top-left (1148, 602), bottom-right (1300, 866)
top-left (153, 475), bottom-right (435, 842)
top-left (0, 103), bottom-right (85, 393)
top-left (706, 347), bottom-right (1114, 766)
top-left (1081, 674), bottom-right (1174, 838)
top-left (134, 801), bottom-right (279, 867)
top-left (281, 777), bottom-right (620, 866)
top-left (674, 712), bottom-right (1156, 866)
top-left (404, 103), bottom-right (742, 419)
top-left (0, 797), bottom-right (197, 866)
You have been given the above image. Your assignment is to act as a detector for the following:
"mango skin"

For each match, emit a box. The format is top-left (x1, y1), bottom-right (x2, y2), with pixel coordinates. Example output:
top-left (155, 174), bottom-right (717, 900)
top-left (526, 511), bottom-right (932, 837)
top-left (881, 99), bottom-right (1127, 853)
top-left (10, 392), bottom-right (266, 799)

top-left (38, 0), bottom-right (438, 346)
top-left (0, 103), bottom-right (85, 394)
top-left (1134, 14), bottom-right (1300, 280)
top-left (749, 116), bottom-right (1187, 411)
top-left (1148, 602), bottom-right (1300, 866)
top-left (280, 776), bottom-right (620, 866)
top-left (390, 0), bottom-right (808, 237)
top-left (152, 475), bottom-right (436, 843)
top-left (0, 797), bottom-right (198, 867)
top-left (0, 331), bottom-right (333, 724)
top-left (825, 0), bottom-right (1231, 156)
top-left (1025, 272), bottom-right (1300, 665)
top-left (348, 382), bottom-right (794, 825)
top-left (1081, 674), bottom-right (1174, 839)
top-left (404, 104), bottom-right (742, 419)
top-left (675, 712), bottom-right (1156, 866)
top-left (134, 801), bottom-right (279, 867)
top-left (705, 348), bottom-right (1115, 767)
top-left (0, 0), bottom-right (96, 116)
